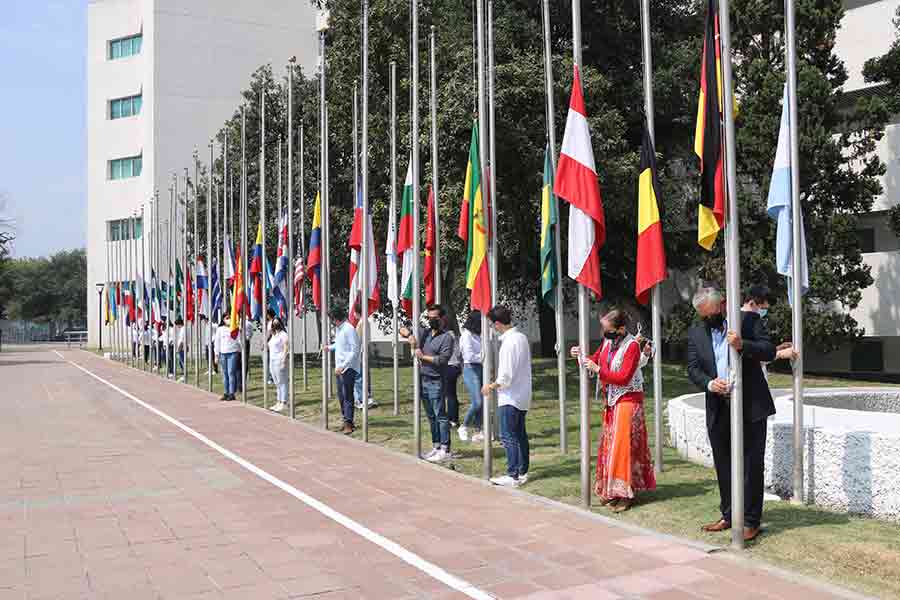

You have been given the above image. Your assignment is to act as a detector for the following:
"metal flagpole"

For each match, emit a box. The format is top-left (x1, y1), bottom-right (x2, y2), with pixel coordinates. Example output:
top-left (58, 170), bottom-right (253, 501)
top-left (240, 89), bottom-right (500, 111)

top-left (241, 108), bottom-right (248, 403)
top-left (325, 105), bottom-right (332, 409)
top-left (541, 0), bottom-right (567, 454)
top-left (175, 173), bottom-right (181, 381)
top-left (716, 0), bottom-right (745, 549)
top-left (140, 207), bottom-right (146, 370)
top-left (429, 26), bottom-right (441, 304)
top-left (318, 18), bottom-right (331, 428)
top-left (261, 88), bottom-right (269, 411)
top-left (168, 183), bottom-right (174, 377)
top-left (288, 64), bottom-right (297, 416)
top-left (126, 214), bottom-right (133, 368)
top-left (362, 0), bottom-right (371, 442)
top-left (194, 155), bottom-right (200, 387)
top-left (222, 135), bottom-right (227, 322)
top-left (300, 117), bottom-right (309, 393)
top-left (390, 60), bottom-right (399, 416)
top-left (412, 0), bottom-right (423, 459)
top-left (640, 0), bottom-right (664, 474)
top-left (183, 167), bottom-right (189, 382)
top-left (476, 0), bottom-right (493, 477)
top-left (785, 0), bottom-right (805, 504)
top-left (278, 137), bottom-right (283, 408)
top-left (572, 0), bottom-right (592, 509)
top-left (115, 220), bottom-right (121, 362)
top-left (487, 0), bottom-right (500, 440)
top-left (154, 190), bottom-right (160, 374)
top-left (105, 222), bottom-right (112, 359)
top-left (208, 142), bottom-right (215, 391)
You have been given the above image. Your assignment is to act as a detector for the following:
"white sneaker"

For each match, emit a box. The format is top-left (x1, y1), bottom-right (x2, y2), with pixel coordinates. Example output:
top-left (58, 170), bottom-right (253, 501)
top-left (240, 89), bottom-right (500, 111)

top-left (367, 397), bottom-right (378, 408)
top-left (354, 400), bottom-right (364, 409)
top-left (458, 426), bottom-right (469, 442)
top-left (471, 432), bottom-right (485, 443)
top-left (270, 402), bottom-right (285, 412)
top-left (421, 448), bottom-right (438, 460)
top-left (179, 376), bottom-right (186, 382)
top-left (426, 449), bottom-right (449, 463)
top-left (518, 473), bottom-right (529, 485)
top-left (490, 475), bottom-right (520, 487)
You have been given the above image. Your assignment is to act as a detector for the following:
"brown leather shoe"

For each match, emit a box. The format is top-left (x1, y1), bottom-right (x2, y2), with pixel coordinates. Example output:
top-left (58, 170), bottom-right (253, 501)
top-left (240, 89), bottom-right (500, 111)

top-left (341, 423), bottom-right (355, 435)
top-left (743, 527), bottom-right (761, 542)
top-left (702, 519), bottom-right (732, 532)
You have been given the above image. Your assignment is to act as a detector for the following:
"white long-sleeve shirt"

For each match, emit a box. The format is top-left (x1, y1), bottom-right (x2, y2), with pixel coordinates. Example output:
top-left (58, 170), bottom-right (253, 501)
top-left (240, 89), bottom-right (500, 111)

top-left (268, 330), bottom-right (289, 370)
top-left (328, 321), bottom-right (361, 373)
top-left (495, 327), bottom-right (532, 411)
top-left (215, 325), bottom-right (241, 355)
top-left (459, 330), bottom-right (482, 365)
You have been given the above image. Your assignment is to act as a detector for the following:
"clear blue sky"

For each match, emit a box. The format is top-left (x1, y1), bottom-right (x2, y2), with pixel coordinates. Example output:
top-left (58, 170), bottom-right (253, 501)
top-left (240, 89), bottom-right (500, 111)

top-left (0, 2), bottom-right (86, 259)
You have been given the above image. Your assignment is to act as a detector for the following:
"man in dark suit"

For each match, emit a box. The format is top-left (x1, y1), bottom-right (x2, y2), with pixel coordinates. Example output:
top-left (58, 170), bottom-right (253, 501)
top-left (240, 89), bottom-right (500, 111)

top-left (686, 286), bottom-right (776, 542)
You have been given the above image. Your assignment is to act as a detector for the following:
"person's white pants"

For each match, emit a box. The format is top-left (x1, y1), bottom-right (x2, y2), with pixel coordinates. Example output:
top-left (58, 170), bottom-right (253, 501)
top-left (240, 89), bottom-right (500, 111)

top-left (271, 363), bottom-right (289, 404)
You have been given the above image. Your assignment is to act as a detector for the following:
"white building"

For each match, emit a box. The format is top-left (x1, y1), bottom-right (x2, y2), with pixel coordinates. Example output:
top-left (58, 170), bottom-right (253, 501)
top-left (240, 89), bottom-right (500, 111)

top-left (86, 0), bottom-right (318, 348)
top-left (805, 0), bottom-right (900, 376)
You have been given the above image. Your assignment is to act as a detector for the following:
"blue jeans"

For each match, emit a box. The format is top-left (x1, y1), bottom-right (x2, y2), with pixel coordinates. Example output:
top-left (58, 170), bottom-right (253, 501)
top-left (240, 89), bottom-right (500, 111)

top-left (337, 368), bottom-right (359, 425)
top-left (221, 352), bottom-right (238, 396)
top-left (422, 377), bottom-right (450, 449)
top-left (499, 405), bottom-right (529, 478)
top-left (462, 364), bottom-right (484, 428)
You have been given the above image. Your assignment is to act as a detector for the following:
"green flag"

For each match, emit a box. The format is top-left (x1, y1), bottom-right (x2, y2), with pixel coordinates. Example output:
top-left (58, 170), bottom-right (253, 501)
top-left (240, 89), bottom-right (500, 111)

top-left (540, 144), bottom-right (558, 308)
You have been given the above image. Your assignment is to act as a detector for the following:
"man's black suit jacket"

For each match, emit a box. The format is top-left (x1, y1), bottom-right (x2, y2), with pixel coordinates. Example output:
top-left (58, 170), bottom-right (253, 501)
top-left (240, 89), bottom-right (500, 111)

top-left (686, 311), bottom-right (776, 429)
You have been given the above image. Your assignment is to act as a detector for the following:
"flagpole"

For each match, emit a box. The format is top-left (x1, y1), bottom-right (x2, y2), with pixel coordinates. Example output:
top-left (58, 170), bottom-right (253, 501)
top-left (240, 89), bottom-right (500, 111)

top-left (300, 116), bottom-right (309, 393)
top-left (639, 0), bottom-right (664, 475)
top-left (487, 0), bottom-right (500, 441)
top-left (475, 0), bottom-right (493, 477)
top-left (176, 172), bottom-right (182, 381)
top-left (106, 222), bottom-right (112, 359)
top-left (785, 0), bottom-right (805, 505)
top-left (221, 134), bottom-right (226, 320)
top-left (154, 190), bottom-right (160, 374)
top-left (716, 0), bottom-right (745, 550)
top-left (541, 0), bottom-right (567, 455)
top-left (429, 26), bottom-right (441, 305)
top-left (390, 60), bottom-right (399, 417)
top-left (411, 0), bottom-right (424, 459)
top-left (287, 63), bottom-right (297, 417)
top-left (572, 0), bottom-right (592, 509)
top-left (126, 214), bottom-right (133, 368)
top-left (168, 181), bottom-right (174, 377)
top-left (261, 88), bottom-right (269, 411)
top-left (241, 108), bottom-right (249, 404)
top-left (183, 167), bottom-right (189, 382)
top-left (318, 16), bottom-right (331, 428)
top-left (116, 220), bottom-right (122, 362)
top-left (208, 142), bottom-right (214, 391)
top-left (194, 154), bottom-right (200, 388)
top-left (361, 0), bottom-right (371, 442)
top-left (140, 206), bottom-right (146, 370)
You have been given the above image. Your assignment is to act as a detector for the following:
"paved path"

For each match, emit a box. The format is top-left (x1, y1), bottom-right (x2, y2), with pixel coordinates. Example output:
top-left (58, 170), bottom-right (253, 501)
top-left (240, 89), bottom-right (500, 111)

top-left (0, 348), bottom-right (860, 600)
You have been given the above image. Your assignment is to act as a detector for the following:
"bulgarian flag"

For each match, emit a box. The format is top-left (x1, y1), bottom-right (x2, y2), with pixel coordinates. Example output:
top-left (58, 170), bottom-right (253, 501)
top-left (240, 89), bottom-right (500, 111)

top-left (555, 65), bottom-right (605, 298)
top-left (635, 123), bottom-right (668, 304)
top-left (457, 122), bottom-right (491, 312)
top-left (396, 163), bottom-right (415, 315)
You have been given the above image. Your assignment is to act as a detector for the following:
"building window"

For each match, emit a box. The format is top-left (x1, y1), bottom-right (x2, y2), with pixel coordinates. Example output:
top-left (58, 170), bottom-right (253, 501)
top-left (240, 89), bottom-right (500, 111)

top-left (858, 228), bottom-right (875, 253)
top-left (109, 156), bottom-right (142, 180)
top-left (109, 218), bottom-right (143, 241)
top-left (850, 339), bottom-right (884, 372)
top-left (110, 94), bottom-right (142, 119)
top-left (108, 34), bottom-right (142, 60)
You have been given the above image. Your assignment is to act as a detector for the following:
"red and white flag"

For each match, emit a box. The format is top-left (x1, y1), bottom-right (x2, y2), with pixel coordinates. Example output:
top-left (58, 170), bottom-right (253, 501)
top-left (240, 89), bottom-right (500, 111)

top-left (348, 180), bottom-right (381, 325)
top-left (554, 65), bottom-right (606, 298)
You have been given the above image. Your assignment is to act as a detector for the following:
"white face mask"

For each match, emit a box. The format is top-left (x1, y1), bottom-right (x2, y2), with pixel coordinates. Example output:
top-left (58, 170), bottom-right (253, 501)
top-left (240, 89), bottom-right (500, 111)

top-left (758, 308), bottom-right (768, 318)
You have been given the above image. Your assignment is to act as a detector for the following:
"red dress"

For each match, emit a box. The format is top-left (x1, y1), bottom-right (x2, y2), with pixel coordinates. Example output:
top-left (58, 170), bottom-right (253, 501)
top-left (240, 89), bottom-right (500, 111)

top-left (590, 341), bottom-right (657, 501)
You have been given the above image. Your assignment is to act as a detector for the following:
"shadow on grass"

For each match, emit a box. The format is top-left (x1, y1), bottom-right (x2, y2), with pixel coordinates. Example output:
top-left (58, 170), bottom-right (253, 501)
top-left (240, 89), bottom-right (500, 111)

top-left (761, 504), bottom-right (851, 534)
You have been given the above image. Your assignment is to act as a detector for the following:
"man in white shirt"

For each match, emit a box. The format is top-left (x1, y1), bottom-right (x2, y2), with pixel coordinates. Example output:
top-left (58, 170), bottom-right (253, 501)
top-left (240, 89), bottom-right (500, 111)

top-left (214, 315), bottom-right (241, 401)
top-left (322, 305), bottom-right (361, 435)
top-left (175, 318), bottom-right (187, 381)
top-left (481, 305), bottom-right (532, 487)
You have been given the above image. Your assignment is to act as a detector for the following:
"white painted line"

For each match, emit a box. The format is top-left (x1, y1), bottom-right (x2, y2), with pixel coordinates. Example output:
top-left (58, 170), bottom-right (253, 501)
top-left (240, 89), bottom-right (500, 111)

top-left (62, 356), bottom-right (495, 600)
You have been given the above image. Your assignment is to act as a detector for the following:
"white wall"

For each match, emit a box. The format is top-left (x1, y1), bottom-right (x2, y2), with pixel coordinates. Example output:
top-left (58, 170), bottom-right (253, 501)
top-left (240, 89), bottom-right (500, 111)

top-left (835, 0), bottom-right (900, 91)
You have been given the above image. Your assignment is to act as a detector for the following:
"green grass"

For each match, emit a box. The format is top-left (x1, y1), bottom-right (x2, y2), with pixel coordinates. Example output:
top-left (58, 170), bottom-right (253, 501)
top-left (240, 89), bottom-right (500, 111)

top-left (94, 348), bottom-right (900, 599)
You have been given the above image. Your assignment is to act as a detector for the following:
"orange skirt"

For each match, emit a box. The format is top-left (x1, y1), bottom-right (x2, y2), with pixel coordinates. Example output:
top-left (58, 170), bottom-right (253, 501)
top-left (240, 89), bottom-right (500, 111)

top-left (595, 392), bottom-right (656, 501)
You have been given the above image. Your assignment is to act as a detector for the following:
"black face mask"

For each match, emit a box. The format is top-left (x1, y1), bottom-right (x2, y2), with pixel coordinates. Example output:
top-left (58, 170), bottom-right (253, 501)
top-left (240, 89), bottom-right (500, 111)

top-left (428, 318), bottom-right (442, 331)
top-left (603, 330), bottom-right (621, 340)
top-left (704, 313), bottom-right (725, 329)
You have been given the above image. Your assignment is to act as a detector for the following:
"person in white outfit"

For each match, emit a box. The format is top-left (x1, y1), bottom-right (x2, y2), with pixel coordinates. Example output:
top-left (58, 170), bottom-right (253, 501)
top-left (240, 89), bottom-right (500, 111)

top-left (214, 315), bottom-right (240, 401)
top-left (457, 311), bottom-right (484, 443)
top-left (268, 318), bottom-right (290, 412)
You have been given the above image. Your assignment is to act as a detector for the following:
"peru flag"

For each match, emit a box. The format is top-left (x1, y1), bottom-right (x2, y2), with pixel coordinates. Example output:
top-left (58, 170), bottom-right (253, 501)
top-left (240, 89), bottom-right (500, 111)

top-left (554, 65), bottom-right (605, 298)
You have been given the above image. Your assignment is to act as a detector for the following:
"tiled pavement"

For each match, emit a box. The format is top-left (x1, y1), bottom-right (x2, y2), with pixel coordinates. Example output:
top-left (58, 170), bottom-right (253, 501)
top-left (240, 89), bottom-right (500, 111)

top-left (0, 348), bottom-right (863, 599)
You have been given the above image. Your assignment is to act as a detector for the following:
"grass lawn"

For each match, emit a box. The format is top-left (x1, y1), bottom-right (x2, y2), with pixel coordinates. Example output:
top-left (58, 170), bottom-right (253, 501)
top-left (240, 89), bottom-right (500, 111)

top-left (99, 349), bottom-right (900, 599)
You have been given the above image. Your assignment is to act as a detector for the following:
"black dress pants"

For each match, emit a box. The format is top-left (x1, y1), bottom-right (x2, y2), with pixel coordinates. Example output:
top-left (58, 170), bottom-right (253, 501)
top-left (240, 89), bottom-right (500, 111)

top-left (707, 414), bottom-right (768, 529)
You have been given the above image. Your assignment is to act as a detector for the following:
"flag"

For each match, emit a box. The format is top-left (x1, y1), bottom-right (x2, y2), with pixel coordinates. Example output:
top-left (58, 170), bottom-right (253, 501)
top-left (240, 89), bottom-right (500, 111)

top-left (175, 259), bottom-right (184, 318)
top-left (424, 185), bottom-right (436, 306)
top-left (555, 66), bottom-right (605, 298)
top-left (397, 163), bottom-right (416, 315)
top-left (105, 283), bottom-right (113, 324)
top-left (210, 258), bottom-right (221, 322)
top-left (540, 144), bottom-right (559, 308)
top-left (293, 256), bottom-right (306, 316)
top-left (249, 224), bottom-right (263, 321)
top-left (457, 122), bottom-right (492, 311)
top-left (635, 123), bottom-right (668, 304)
top-left (273, 210), bottom-right (290, 317)
top-left (695, 0), bottom-right (726, 250)
top-left (196, 257), bottom-right (208, 317)
top-left (150, 269), bottom-right (159, 323)
top-left (186, 264), bottom-right (195, 323)
top-left (767, 85), bottom-right (809, 305)
top-left (229, 244), bottom-right (246, 338)
top-left (123, 281), bottom-right (135, 325)
top-left (224, 235), bottom-right (236, 283)
top-left (265, 255), bottom-right (286, 317)
top-left (141, 278), bottom-right (150, 326)
top-left (348, 179), bottom-right (381, 326)
top-left (306, 192), bottom-right (322, 310)
top-left (386, 177), bottom-right (399, 309)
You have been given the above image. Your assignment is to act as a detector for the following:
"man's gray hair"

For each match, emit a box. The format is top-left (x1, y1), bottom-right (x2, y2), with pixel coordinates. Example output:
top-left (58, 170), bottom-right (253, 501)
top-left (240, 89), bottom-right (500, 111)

top-left (692, 286), bottom-right (723, 310)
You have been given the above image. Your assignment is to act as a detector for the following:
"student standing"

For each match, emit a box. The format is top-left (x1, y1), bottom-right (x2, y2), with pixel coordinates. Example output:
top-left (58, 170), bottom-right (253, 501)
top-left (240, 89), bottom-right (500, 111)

top-left (215, 316), bottom-right (240, 401)
top-left (323, 306), bottom-right (361, 435)
top-left (457, 311), bottom-right (484, 443)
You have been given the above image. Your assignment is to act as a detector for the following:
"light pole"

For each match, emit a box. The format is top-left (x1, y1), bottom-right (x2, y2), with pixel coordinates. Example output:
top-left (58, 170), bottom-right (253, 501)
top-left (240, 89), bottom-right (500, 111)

top-left (95, 283), bottom-right (105, 351)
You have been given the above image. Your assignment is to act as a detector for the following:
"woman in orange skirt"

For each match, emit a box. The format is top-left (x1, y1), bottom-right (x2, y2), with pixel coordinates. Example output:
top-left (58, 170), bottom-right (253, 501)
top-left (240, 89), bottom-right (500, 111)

top-left (572, 309), bottom-right (656, 512)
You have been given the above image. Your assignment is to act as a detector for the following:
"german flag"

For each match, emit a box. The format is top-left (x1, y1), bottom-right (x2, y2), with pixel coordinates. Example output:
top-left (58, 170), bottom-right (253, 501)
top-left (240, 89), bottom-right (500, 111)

top-left (635, 124), bottom-right (667, 304)
top-left (695, 0), bottom-right (726, 251)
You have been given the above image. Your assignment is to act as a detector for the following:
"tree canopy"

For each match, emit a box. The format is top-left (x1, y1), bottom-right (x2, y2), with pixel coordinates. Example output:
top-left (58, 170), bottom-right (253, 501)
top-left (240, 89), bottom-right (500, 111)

top-left (0, 248), bottom-right (87, 329)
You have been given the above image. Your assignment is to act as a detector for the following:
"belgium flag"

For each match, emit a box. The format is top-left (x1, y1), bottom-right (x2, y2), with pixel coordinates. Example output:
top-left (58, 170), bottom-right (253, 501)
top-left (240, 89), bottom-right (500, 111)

top-left (694, 0), bottom-right (726, 250)
top-left (635, 124), bottom-right (667, 304)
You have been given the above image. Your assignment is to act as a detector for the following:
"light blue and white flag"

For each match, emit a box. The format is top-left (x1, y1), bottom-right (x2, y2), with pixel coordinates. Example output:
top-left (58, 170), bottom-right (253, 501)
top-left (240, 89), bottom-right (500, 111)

top-left (767, 85), bottom-right (809, 305)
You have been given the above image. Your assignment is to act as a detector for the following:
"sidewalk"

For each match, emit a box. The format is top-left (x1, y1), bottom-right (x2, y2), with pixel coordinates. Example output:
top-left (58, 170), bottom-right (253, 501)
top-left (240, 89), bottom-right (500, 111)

top-left (0, 347), bottom-right (866, 599)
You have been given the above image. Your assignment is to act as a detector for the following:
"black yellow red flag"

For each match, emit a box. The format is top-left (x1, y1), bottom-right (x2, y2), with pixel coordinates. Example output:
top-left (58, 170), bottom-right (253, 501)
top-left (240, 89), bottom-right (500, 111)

top-left (636, 124), bottom-right (667, 304)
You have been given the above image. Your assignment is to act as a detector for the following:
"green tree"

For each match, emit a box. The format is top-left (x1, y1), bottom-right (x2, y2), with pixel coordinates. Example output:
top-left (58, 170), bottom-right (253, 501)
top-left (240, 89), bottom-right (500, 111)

top-left (4, 249), bottom-right (87, 331)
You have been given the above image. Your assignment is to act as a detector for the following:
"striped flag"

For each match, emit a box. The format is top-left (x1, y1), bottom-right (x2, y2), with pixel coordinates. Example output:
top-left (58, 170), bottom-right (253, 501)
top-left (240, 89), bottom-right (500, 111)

top-left (695, 0), bottom-right (726, 250)
top-left (458, 122), bottom-right (491, 312)
top-left (767, 85), bottom-right (809, 304)
top-left (306, 193), bottom-right (322, 310)
top-left (397, 163), bottom-right (415, 315)
top-left (635, 123), bottom-right (668, 304)
top-left (386, 175), bottom-right (399, 309)
top-left (555, 65), bottom-right (605, 298)
top-left (424, 185), bottom-right (436, 306)
top-left (229, 244), bottom-right (246, 338)
top-left (540, 144), bottom-right (558, 308)
top-left (273, 210), bottom-right (289, 317)
top-left (196, 257), bottom-right (208, 317)
top-left (348, 179), bottom-right (381, 325)
top-left (249, 224), bottom-right (263, 322)
top-left (209, 258), bottom-right (221, 323)
top-left (224, 235), bottom-right (236, 283)
top-left (293, 256), bottom-right (305, 316)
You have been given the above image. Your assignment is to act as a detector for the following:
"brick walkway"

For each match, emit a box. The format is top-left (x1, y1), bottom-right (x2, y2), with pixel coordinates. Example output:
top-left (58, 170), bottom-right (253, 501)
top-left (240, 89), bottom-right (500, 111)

top-left (0, 348), bottom-right (862, 599)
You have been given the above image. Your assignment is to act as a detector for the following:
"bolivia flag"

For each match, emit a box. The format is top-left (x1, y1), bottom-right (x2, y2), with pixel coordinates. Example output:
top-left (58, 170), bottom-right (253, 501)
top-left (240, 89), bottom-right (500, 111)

top-left (695, 0), bottom-right (726, 250)
top-left (540, 144), bottom-right (558, 308)
top-left (555, 65), bottom-right (605, 298)
top-left (457, 122), bottom-right (491, 312)
top-left (424, 185), bottom-right (436, 306)
top-left (635, 124), bottom-right (668, 304)
top-left (229, 244), bottom-right (246, 339)
top-left (397, 163), bottom-right (416, 315)
top-left (306, 193), bottom-right (322, 310)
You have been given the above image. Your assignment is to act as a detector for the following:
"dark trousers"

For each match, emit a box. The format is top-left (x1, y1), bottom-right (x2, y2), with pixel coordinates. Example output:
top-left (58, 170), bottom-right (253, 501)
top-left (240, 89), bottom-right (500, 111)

top-left (168, 344), bottom-right (175, 375)
top-left (444, 365), bottom-right (462, 424)
top-left (143, 344), bottom-right (150, 363)
top-left (208, 342), bottom-right (218, 373)
top-left (499, 405), bottom-right (530, 478)
top-left (336, 369), bottom-right (359, 425)
top-left (708, 415), bottom-right (768, 529)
